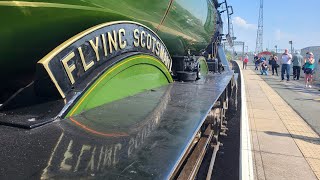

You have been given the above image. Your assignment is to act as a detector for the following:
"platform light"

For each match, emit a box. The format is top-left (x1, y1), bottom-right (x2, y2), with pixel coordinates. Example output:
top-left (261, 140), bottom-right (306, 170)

top-left (289, 41), bottom-right (293, 53)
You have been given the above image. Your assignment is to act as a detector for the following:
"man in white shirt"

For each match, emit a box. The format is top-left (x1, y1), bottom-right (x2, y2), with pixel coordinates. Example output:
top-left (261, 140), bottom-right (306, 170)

top-left (281, 49), bottom-right (292, 81)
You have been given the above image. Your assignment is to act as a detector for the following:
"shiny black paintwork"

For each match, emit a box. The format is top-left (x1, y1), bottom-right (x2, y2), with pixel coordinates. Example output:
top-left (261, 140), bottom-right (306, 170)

top-left (0, 72), bottom-right (233, 179)
top-left (0, 0), bottom-right (234, 179)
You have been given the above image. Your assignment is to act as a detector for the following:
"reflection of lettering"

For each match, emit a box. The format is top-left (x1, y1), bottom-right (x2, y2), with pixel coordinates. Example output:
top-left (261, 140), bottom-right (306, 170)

top-left (86, 146), bottom-right (96, 171)
top-left (41, 133), bottom-right (65, 179)
top-left (128, 138), bottom-right (135, 158)
top-left (58, 120), bottom-right (159, 172)
top-left (96, 146), bottom-right (104, 171)
top-left (103, 146), bottom-right (113, 168)
top-left (42, 138), bottom-right (126, 177)
top-left (53, 141), bottom-right (124, 174)
top-left (61, 26), bottom-right (172, 85)
top-left (74, 145), bottom-right (91, 172)
top-left (44, 113), bottom-right (167, 176)
top-left (60, 140), bottom-right (74, 171)
top-left (113, 143), bottom-right (122, 165)
top-left (42, 85), bottom-right (173, 177)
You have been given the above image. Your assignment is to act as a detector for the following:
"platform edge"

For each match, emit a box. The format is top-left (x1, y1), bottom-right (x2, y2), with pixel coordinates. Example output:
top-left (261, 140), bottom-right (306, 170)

top-left (236, 61), bottom-right (254, 180)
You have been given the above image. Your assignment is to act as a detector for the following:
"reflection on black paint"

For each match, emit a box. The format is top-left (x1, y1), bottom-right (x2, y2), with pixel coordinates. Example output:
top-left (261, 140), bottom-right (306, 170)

top-left (41, 85), bottom-right (172, 178)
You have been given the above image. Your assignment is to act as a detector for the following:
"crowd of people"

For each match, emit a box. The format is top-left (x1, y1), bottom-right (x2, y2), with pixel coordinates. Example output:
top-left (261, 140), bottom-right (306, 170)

top-left (248, 49), bottom-right (320, 89)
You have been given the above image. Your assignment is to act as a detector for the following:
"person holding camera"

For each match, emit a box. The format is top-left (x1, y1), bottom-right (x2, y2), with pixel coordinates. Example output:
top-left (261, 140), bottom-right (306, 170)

top-left (281, 49), bottom-right (292, 81)
top-left (254, 54), bottom-right (260, 70)
top-left (270, 55), bottom-right (279, 76)
top-left (304, 52), bottom-right (315, 88)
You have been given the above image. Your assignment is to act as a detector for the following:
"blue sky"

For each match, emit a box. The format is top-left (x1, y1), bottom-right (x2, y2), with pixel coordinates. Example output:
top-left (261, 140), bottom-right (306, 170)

top-left (223, 0), bottom-right (320, 52)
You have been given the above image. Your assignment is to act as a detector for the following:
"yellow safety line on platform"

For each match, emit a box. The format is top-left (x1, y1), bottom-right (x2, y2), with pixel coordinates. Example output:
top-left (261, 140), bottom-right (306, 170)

top-left (243, 64), bottom-right (320, 180)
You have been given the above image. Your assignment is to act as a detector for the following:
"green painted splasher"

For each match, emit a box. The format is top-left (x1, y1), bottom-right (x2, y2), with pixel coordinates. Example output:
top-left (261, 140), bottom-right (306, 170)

top-left (67, 54), bottom-right (173, 117)
top-left (198, 56), bottom-right (208, 76)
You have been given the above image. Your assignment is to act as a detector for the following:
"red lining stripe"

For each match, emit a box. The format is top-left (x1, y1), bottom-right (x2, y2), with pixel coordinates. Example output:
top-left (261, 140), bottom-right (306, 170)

top-left (69, 117), bottom-right (129, 137)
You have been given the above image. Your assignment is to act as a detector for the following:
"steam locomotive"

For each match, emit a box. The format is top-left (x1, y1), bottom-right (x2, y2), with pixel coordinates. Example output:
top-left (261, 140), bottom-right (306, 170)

top-left (0, 0), bottom-right (237, 179)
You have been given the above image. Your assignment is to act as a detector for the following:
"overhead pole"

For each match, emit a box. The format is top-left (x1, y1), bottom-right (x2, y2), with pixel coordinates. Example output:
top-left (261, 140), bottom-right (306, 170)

top-left (222, 0), bottom-right (234, 48)
top-left (255, 0), bottom-right (263, 53)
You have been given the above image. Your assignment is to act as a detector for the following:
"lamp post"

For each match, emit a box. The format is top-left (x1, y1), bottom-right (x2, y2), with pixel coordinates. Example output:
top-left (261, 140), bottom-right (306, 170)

top-left (275, 45), bottom-right (278, 54)
top-left (289, 41), bottom-right (293, 53)
top-left (242, 43), bottom-right (245, 58)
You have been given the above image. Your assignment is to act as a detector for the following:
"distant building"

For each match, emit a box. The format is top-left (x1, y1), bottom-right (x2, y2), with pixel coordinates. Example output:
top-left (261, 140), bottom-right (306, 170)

top-left (301, 46), bottom-right (320, 61)
top-left (301, 46), bottom-right (320, 80)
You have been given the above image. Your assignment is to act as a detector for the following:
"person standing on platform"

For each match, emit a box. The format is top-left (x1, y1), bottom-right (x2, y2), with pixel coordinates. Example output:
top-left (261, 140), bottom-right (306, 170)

top-left (254, 54), bottom-right (259, 70)
top-left (281, 49), bottom-right (292, 81)
top-left (243, 53), bottom-right (249, 69)
top-left (268, 56), bottom-right (272, 70)
top-left (292, 50), bottom-right (303, 80)
top-left (270, 55), bottom-right (279, 76)
top-left (259, 56), bottom-right (265, 71)
top-left (304, 52), bottom-right (315, 88)
top-left (260, 60), bottom-right (268, 75)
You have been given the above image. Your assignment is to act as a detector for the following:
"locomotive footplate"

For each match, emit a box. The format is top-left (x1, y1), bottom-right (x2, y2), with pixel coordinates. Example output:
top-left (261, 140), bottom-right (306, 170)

top-left (0, 71), bottom-right (234, 179)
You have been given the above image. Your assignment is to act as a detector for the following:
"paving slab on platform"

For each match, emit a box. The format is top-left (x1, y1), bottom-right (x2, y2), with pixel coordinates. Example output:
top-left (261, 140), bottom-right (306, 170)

top-left (257, 131), bottom-right (303, 156)
top-left (258, 69), bottom-right (320, 135)
top-left (240, 61), bottom-right (320, 180)
top-left (262, 153), bottom-right (316, 180)
top-left (253, 118), bottom-right (287, 133)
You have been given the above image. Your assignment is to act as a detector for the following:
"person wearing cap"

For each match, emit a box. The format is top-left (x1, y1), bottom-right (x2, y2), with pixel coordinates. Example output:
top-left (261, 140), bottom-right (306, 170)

top-left (304, 52), bottom-right (315, 88)
top-left (292, 50), bottom-right (303, 80)
top-left (281, 49), bottom-right (292, 81)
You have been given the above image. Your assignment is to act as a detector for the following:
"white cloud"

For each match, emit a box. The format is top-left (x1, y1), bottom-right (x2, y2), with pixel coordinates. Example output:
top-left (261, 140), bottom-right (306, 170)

top-left (231, 16), bottom-right (257, 51)
top-left (232, 16), bottom-right (256, 30)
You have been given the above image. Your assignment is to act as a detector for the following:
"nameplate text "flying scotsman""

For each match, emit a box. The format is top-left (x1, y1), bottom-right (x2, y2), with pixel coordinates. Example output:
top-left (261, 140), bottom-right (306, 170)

top-left (37, 21), bottom-right (172, 98)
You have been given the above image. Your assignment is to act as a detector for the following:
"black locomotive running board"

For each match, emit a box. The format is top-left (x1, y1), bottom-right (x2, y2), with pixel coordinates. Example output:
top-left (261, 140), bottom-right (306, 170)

top-left (0, 71), bottom-right (234, 179)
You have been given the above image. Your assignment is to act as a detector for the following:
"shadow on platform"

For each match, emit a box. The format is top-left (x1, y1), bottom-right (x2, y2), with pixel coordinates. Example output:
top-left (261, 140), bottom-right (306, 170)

top-left (264, 131), bottom-right (320, 145)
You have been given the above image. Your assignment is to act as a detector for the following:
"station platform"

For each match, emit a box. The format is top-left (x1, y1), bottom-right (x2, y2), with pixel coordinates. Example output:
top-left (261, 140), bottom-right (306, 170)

top-left (239, 61), bottom-right (320, 180)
